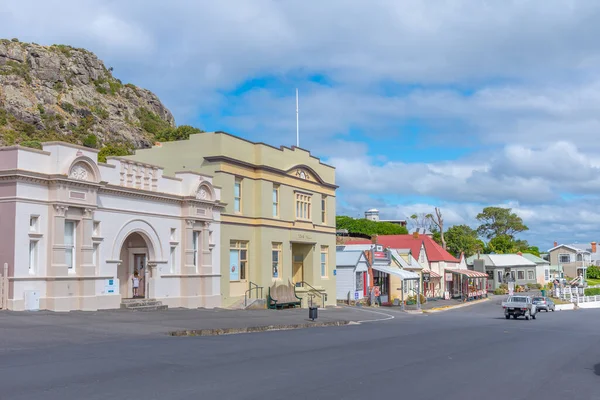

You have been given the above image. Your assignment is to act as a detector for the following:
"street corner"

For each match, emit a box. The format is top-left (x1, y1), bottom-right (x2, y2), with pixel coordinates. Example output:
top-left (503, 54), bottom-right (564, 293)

top-left (422, 297), bottom-right (490, 313)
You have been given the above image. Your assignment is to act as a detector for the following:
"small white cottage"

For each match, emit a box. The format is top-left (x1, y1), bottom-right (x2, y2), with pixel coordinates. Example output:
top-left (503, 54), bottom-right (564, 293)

top-left (0, 142), bottom-right (224, 311)
top-left (335, 249), bottom-right (369, 301)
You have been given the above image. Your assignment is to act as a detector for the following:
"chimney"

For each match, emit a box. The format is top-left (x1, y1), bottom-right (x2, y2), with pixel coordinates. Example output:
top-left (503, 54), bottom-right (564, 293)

top-left (364, 250), bottom-right (373, 266)
top-left (554, 241), bottom-right (558, 247)
top-left (413, 231), bottom-right (419, 239)
top-left (371, 235), bottom-right (378, 244)
top-left (592, 242), bottom-right (597, 254)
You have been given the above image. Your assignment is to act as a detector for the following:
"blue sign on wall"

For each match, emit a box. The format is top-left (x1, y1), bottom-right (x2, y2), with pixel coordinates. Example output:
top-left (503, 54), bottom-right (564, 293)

top-left (354, 291), bottom-right (359, 300)
top-left (333, 270), bottom-right (337, 276)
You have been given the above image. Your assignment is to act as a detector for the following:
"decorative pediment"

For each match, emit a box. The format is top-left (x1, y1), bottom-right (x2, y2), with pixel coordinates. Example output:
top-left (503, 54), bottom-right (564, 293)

top-left (286, 165), bottom-right (326, 185)
top-left (67, 155), bottom-right (101, 183)
top-left (194, 180), bottom-right (215, 202)
top-left (69, 163), bottom-right (93, 182)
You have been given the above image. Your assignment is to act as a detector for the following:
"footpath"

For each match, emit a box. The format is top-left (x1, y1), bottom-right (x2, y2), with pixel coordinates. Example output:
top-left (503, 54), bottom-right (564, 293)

top-left (0, 297), bottom-right (491, 349)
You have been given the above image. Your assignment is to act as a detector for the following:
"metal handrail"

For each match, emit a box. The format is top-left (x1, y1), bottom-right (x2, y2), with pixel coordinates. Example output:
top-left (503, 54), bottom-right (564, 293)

top-left (297, 281), bottom-right (325, 308)
top-left (244, 281), bottom-right (263, 307)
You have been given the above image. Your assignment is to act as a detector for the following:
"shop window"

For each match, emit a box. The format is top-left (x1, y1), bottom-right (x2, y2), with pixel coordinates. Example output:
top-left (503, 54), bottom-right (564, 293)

top-left (272, 243), bottom-right (281, 279)
top-left (295, 192), bottom-right (312, 220)
top-left (272, 186), bottom-right (279, 217)
top-left (92, 243), bottom-right (99, 269)
top-left (170, 246), bottom-right (176, 273)
top-left (65, 220), bottom-right (76, 272)
top-left (230, 241), bottom-right (248, 281)
top-left (29, 240), bottom-right (38, 274)
top-left (192, 231), bottom-right (199, 271)
top-left (356, 272), bottom-right (364, 291)
top-left (234, 178), bottom-right (242, 213)
top-left (320, 246), bottom-right (328, 277)
top-left (527, 270), bottom-right (534, 280)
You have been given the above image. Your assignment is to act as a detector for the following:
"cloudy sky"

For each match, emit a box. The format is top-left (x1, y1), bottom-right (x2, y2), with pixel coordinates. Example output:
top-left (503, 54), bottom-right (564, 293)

top-left (3, 0), bottom-right (600, 249)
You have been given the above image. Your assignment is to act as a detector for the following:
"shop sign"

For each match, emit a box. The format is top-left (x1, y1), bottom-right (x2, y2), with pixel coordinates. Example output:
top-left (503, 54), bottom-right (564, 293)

top-left (422, 272), bottom-right (431, 283)
top-left (374, 251), bottom-right (386, 258)
top-left (445, 273), bottom-right (453, 281)
top-left (354, 291), bottom-right (359, 300)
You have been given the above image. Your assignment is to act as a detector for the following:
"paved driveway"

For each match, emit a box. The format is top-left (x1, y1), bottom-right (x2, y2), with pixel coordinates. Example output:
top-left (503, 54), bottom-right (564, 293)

top-left (1, 301), bottom-right (599, 400)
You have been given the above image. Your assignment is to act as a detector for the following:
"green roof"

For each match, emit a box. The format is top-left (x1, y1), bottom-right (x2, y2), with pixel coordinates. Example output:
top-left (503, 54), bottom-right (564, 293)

top-left (520, 253), bottom-right (550, 264)
top-left (466, 252), bottom-right (549, 265)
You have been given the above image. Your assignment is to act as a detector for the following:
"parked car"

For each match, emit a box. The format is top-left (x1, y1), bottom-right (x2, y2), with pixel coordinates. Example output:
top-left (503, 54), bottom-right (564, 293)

top-left (532, 296), bottom-right (555, 312)
top-left (502, 295), bottom-right (537, 320)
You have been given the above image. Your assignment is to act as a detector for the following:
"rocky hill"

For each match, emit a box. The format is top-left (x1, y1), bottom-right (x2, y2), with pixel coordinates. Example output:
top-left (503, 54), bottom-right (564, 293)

top-left (0, 38), bottom-right (192, 160)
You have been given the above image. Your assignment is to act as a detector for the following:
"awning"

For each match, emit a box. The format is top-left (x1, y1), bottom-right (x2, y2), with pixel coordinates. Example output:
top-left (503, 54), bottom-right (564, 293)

top-left (445, 268), bottom-right (488, 278)
top-left (373, 264), bottom-right (420, 280)
top-left (422, 269), bottom-right (441, 278)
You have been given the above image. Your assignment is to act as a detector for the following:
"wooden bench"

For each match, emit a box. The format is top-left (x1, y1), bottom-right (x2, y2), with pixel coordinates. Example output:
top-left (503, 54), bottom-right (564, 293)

top-left (267, 280), bottom-right (302, 309)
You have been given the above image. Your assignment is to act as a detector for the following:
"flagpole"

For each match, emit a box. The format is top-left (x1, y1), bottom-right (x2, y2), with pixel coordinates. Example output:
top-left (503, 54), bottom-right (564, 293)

top-left (296, 88), bottom-right (299, 147)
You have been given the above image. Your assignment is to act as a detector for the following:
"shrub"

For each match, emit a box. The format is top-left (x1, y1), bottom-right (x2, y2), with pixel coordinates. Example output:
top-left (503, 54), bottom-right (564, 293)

top-left (98, 143), bottom-right (133, 163)
top-left (60, 102), bottom-right (75, 113)
top-left (154, 125), bottom-right (203, 142)
top-left (0, 109), bottom-right (7, 126)
top-left (586, 265), bottom-right (600, 279)
top-left (20, 140), bottom-right (42, 150)
top-left (91, 105), bottom-right (109, 120)
top-left (494, 288), bottom-right (505, 295)
top-left (53, 82), bottom-right (64, 91)
top-left (82, 134), bottom-right (98, 149)
top-left (584, 288), bottom-right (600, 296)
top-left (136, 107), bottom-right (171, 135)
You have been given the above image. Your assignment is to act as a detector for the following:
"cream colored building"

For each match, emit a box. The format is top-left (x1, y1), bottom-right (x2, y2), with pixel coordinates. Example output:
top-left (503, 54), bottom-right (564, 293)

top-left (0, 142), bottom-right (222, 311)
top-left (128, 132), bottom-right (337, 307)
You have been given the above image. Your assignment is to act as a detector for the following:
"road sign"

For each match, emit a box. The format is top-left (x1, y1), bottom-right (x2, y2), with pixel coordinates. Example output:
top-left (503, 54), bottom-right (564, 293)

top-left (354, 291), bottom-right (359, 300)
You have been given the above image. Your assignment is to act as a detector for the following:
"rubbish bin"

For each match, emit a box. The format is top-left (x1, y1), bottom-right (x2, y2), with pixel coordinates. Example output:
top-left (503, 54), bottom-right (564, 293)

top-left (309, 306), bottom-right (318, 321)
top-left (541, 289), bottom-right (546, 297)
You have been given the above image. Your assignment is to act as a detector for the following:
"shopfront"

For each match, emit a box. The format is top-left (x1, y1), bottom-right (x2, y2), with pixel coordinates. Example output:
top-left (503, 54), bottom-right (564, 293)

top-left (445, 269), bottom-right (488, 301)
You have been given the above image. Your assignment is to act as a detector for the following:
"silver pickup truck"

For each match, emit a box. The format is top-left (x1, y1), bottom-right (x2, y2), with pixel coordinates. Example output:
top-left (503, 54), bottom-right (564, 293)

top-left (502, 295), bottom-right (537, 320)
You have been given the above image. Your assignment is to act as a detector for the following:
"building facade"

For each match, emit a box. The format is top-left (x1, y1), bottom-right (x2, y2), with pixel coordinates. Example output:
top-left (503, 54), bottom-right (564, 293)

top-left (0, 142), bottom-right (222, 311)
top-left (548, 242), bottom-right (594, 279)
top-left (466, 253), bottom-right (549, 290)
top-left (128, 132), bottom-right (337, 307)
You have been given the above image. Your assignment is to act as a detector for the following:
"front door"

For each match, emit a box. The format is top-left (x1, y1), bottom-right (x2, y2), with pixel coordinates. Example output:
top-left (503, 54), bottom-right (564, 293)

top-left (292, 258), bottom-right (304, 287)
top-left (133, 253), bottom-right (146, 298)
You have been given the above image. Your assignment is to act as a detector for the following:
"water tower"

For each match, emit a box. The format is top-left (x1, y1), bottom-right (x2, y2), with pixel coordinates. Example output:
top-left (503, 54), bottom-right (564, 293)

top-left (365, 208), bottom-right (380, 221)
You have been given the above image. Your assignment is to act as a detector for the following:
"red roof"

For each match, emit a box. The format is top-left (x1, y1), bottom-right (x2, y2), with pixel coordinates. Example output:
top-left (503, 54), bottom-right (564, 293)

top-left (346, 234), bottom-right (459, 263)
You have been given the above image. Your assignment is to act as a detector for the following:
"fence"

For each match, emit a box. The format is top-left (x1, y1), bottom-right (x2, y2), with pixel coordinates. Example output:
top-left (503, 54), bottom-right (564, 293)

top-left (555, 286), bottom-right (600, 304)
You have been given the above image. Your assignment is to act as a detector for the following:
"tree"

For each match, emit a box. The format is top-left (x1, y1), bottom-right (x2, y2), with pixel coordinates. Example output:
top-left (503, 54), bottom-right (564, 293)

top-left (336, 216), bottom-right (408, 237)
top-left (409, 213), bottom-right (434, 232)
top-left (525, 246), bottom-right (541, 257)
top-left (445, 225), bottom-right (484, 257)
top-left (427, 207), bottom-right (446, 250)
top-left (476, 207), bottom-right (528, 240)
top-left (486, 234), bottom-right (513, 254)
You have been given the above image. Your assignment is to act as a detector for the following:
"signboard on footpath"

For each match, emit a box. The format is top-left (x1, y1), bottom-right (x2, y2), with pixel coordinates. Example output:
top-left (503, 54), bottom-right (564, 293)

top-left (422, 272), bottom-right (431, 283)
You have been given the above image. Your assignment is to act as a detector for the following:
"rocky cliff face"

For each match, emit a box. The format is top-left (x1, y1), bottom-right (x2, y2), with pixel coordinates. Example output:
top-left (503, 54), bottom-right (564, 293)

top-left (0, 39), bottom-right (175, 149)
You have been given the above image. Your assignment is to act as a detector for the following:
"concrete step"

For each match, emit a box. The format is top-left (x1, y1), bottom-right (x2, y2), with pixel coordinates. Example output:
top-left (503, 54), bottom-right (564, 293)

top-left (124, 304), bottom-right (168, 312)
top-left (245, 299), bottom-right (266, 310)
top-left (120, 298), bottom-right (167, 311)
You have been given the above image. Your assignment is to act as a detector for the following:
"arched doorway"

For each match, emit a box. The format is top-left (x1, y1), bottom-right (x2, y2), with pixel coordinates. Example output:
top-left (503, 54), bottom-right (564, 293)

top-left (118, 232), bottom-right (151, 299)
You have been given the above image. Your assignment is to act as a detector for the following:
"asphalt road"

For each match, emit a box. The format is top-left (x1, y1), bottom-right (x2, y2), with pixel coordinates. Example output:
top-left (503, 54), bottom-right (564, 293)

top-left (1, 301), bottom-right (600, 400)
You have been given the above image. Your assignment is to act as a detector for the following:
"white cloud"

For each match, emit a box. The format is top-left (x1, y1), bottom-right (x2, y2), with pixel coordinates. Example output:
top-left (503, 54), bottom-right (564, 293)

top-left (4, 0), bottom-right (600, 246)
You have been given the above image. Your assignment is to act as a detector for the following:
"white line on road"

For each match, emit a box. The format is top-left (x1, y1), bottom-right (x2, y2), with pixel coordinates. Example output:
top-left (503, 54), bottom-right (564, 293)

top-left (342, 306), bottom-right (396, 323)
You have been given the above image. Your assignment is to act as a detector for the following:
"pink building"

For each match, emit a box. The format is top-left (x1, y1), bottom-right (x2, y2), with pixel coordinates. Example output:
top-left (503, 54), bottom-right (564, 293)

top-left (0, 142), bottom-right (223, 311)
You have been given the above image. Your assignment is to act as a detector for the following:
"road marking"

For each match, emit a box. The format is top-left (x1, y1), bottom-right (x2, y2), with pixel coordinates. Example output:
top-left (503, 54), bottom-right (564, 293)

top-left (342, 306), bottom-right (395, 323)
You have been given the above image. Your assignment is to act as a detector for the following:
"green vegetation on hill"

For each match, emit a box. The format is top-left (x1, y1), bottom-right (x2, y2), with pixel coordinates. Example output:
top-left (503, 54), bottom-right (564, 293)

top-left (336, 216), bottom-right (408, 237)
